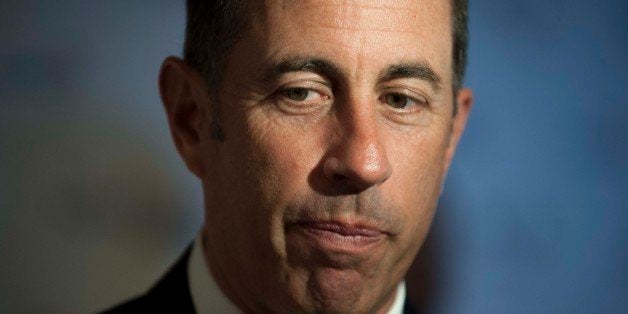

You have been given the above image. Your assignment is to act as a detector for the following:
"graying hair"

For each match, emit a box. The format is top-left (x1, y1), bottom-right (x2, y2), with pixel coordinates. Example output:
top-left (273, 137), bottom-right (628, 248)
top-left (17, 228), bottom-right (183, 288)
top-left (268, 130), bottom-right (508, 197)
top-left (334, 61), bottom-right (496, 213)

top-left (184, 0), bottom-right (249, 96)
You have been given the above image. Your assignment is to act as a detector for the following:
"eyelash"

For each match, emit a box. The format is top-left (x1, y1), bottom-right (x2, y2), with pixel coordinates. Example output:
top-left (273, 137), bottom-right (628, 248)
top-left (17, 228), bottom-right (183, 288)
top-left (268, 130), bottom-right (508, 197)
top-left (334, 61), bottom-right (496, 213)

top-left (273, 85), bottom-right (430, 117)
top-left (279, 87), bottom-right (329, 103)
top-left (271, 85), bottom-right (333, 116)
top-left (379, 92), bottom-right (429, 111)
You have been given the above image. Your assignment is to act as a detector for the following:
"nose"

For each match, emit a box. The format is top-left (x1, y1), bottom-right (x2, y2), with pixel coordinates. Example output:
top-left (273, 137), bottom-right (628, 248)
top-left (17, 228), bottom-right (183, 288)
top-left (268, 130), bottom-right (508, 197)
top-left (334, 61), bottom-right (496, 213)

top-left (323, 108), bottom-right (392, 192)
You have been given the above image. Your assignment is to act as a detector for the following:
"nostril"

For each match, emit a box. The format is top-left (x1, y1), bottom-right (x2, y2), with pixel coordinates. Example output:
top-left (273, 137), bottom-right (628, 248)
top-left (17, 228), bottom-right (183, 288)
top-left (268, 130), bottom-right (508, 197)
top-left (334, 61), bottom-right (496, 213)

top-left (323, 156), bottom-right (342, 179)
top-left (332, 173), bottom-right (346, 181)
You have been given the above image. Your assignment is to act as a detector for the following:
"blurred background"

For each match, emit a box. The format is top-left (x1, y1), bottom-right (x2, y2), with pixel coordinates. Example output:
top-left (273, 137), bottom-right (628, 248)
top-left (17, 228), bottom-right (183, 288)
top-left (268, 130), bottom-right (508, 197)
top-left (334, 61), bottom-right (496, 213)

top-left (1, 1), bottom-right (626, 313)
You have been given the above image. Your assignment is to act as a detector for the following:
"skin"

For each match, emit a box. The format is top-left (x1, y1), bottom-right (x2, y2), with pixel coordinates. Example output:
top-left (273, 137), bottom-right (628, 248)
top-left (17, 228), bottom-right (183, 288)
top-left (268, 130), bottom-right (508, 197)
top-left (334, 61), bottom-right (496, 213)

top-left (159, 0), bottom-right (472, 313)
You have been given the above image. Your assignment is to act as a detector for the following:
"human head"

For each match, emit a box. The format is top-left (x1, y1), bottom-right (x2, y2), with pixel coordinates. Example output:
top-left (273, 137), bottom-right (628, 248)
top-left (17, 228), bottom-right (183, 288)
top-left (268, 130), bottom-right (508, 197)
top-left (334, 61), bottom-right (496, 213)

top-left (160, 0), bottom-right (473, 312)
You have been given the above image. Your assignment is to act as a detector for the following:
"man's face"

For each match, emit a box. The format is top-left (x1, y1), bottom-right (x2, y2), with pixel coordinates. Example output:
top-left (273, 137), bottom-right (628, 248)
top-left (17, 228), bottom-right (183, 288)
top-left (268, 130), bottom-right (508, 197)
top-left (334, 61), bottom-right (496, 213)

top-left (179, 0), bottom-right (470, 312)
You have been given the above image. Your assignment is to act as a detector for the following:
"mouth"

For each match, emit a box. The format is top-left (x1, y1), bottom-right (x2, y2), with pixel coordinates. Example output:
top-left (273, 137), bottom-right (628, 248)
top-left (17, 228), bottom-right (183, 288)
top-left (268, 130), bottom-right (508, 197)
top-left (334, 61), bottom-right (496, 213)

top-left (289, 221), bottom-right (388, 255)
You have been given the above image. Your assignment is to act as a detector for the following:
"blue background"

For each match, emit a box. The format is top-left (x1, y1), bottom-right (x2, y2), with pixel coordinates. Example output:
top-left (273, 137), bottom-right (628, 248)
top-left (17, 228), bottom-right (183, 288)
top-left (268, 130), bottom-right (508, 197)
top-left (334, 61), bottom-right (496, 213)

top-left (1, 1), bottom-right (626, 313)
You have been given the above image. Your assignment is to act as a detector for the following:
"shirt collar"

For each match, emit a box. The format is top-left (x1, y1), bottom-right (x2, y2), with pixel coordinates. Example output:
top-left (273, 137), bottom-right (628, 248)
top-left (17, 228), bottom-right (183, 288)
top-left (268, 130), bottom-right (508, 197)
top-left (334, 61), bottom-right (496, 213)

top-left (188, 231), bottom-right (241, 314)
top-left (188, 231), bottom-right (406, 314)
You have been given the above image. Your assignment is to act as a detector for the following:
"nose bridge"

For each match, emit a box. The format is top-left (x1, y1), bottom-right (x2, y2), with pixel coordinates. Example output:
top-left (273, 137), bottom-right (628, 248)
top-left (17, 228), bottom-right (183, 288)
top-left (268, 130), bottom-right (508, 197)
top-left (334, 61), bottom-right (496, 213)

top-left (324, 98), bottom-right (392, 190)
top-left (344, 106), bottom-right (382, 169)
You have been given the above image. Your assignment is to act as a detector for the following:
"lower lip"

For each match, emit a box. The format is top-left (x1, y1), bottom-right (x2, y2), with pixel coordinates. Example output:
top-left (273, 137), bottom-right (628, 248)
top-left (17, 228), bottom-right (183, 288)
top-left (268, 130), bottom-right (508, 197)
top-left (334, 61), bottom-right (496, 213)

top-left (295, 222), bottom-right (386, 252)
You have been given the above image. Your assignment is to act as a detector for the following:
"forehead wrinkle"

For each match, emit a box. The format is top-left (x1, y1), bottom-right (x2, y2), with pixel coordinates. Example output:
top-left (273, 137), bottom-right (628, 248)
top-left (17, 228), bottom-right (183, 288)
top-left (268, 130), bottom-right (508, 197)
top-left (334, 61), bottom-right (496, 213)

top-left (353, 32), bottom-right (370, 82)
top-left (300, 24), bottom-right (425, 35)
top-left (258, 0), bottom-right (452, 84)
top-left (289, 1), bottom-right (423, 34)
top-left (299, 1), bottom-right (420, 12)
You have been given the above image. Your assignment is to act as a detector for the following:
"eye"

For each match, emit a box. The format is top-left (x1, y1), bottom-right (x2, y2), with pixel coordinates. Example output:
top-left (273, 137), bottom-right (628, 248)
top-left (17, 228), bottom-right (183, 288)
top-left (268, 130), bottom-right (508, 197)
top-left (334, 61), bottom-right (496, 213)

top-left (280, 87), bottom-right (324, 102)
top-left (381, 93), bottom-right (427, 110)
top-left (272, 85), bottom-right (332, 116)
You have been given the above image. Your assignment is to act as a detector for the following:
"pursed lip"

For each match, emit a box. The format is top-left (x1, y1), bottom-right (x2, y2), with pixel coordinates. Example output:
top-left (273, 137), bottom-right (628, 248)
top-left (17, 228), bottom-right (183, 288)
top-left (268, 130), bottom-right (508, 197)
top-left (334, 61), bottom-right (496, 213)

top-left (289, 220), bottom-right (389, 253)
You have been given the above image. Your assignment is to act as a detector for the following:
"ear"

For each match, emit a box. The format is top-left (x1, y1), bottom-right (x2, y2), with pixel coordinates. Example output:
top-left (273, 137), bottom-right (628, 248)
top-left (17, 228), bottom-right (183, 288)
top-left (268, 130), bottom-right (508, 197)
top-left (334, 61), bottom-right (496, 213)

top-left (159, 56), bottom-right (211, 178)
top-left (443, 88), bottom-right (473, 174)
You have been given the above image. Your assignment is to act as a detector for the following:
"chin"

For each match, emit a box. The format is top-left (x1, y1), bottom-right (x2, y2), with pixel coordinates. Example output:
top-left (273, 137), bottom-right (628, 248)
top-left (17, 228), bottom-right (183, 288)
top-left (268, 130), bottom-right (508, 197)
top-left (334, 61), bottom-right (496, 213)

top-left (279, 268), bottom-right (397, 314)
top-left (277, 231), bottom-right (404, 314)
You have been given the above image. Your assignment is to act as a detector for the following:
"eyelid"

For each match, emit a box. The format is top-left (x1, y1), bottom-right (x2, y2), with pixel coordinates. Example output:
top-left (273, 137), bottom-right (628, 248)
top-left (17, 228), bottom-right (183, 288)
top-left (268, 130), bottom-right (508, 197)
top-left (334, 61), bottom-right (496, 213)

top-left (274, 72), bottom-right (332, 88)
top-left (280, 87), bottom-right (328, 102)
top-left (276, 79), bottom-right (332, 100)
top-left (382, 88), bottom-right (430, 108)
top-left (271, 80), bottom-right (333, 117)
top-left (380, 79), bottom-right (432, 96)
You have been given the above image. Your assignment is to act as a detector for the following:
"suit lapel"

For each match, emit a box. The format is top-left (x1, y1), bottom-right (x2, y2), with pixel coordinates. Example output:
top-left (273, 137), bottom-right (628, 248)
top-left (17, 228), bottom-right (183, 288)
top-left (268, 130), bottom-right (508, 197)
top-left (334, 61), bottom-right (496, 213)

top-left (143, 244), bottom-right (195, 311)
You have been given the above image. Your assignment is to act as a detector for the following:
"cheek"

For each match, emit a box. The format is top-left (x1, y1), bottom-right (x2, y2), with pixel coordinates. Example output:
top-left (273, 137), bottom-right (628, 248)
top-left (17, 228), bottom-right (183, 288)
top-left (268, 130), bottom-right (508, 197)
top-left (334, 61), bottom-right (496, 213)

top-left (241, 118), bottom-right (328, 269)
top-left (385, 127), bottom-right (449, 232)
top-left (243, 116), bottom-right (322, 216)
top-left (382, 136), bottom-right (446, 272)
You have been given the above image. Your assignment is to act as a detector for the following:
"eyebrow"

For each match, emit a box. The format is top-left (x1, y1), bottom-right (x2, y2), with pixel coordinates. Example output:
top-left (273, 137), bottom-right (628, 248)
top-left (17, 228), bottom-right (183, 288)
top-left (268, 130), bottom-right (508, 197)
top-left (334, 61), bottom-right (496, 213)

top-left (377, 62), bottom-right (443, 92)
top-left (265, 56), bottom-right (442, 92)
top-left (265, 56), bottom-right (344, 83)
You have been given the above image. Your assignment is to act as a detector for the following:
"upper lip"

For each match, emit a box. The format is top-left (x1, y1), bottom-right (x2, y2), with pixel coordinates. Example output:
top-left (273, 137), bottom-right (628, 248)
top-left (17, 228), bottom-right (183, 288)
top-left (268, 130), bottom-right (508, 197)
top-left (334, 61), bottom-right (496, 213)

top-left (300, 221), bottom-right (384, 237)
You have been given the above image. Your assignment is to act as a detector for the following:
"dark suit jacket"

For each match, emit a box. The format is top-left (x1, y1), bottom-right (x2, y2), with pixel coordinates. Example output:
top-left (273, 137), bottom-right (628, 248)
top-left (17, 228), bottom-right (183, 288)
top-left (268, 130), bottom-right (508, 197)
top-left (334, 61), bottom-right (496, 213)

top-left (104, 246), bottom-right (418, 313)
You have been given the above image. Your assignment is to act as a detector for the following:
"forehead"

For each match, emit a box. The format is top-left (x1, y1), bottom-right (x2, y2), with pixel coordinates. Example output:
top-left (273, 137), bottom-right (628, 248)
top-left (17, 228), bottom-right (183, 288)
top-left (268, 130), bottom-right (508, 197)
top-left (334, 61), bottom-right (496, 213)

top-left (245, 0), bottom-right (453, 76)
top-left (256, 0), bottom-right (451, 34)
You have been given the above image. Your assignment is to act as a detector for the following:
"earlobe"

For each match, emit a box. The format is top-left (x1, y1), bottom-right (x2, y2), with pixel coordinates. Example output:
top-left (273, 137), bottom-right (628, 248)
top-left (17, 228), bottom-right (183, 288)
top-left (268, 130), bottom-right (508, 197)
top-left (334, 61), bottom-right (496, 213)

top-left (159, 56), bottom-right (210, 178)
top-left (443, 88), bottom-right (473, 173)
